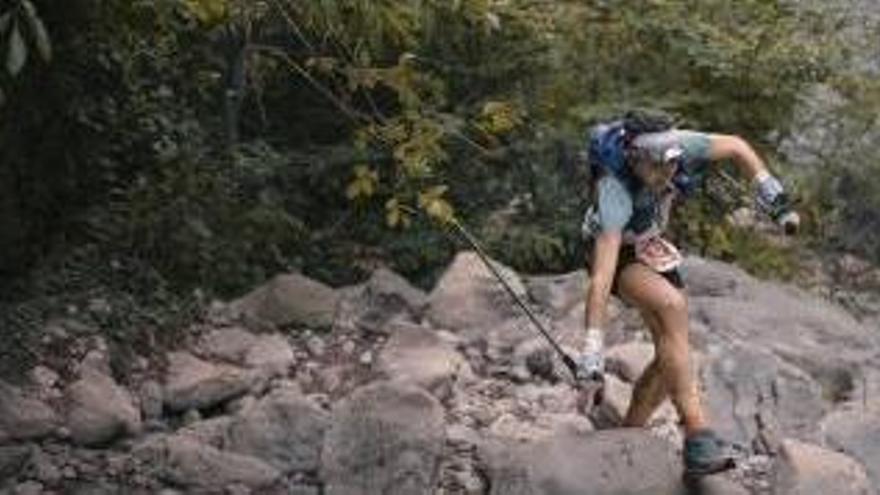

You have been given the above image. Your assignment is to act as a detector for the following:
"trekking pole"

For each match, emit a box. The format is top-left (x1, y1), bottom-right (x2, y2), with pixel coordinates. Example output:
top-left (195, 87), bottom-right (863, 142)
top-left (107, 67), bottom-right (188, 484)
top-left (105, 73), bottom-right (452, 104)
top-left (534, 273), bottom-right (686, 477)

top-left (413, 209), bottom-right (580, 381)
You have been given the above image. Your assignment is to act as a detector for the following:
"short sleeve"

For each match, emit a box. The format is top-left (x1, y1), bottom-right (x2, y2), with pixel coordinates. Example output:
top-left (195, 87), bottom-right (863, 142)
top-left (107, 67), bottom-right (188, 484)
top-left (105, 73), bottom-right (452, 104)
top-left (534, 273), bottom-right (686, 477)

top-left (596, 175), bottom-right (633, 232)
top-left (674, 130), bottom-right (712, 164)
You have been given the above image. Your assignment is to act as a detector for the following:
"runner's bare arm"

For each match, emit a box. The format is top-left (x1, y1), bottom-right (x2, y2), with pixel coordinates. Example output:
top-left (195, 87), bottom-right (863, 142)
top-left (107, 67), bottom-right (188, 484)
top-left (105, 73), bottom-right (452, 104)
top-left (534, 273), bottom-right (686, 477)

top-left (707, 134), bottom-right (768, 181)
top-left (585, 230), bottom-right (622, 330)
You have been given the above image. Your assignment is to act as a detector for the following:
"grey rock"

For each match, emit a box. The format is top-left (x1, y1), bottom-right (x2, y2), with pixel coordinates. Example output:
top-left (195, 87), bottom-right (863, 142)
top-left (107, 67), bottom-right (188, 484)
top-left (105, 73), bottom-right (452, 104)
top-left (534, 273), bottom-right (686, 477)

top-left (821, 406), bottom-right (880, 489)
top-left (26, 366), bottom-right (60, 401)
top-left (0, 445), bottom-right (32, 481)
top-left (162, 352), bottom-right (255, 412)
top-left (606, 342), bottom-right (655, 383)
top-left (589, 374), bottom-right (632, 429)
top-left (322, 381), bottom-right (445, 495)
top-left (512, 338), bottom-right (555, 382)
top-left (138, 380), bottom-right (164, 422)
top-left (483, 428), bottom-right (683, 495)
top-left (686, 256), bottom-right (877, 389)
top-left (701, 342), bottom-right (828, 448)
top-left (226, 387), bottom-right (329, 473)
top-left (195, 327), bottom-right (257, 363)
top-left (305, 335), bottom-right (326, 357)
top-left (244, 334), bottom-right (295, 376)
top-left (523, 270), bottom-right (587, 318)
top-left (178, 416), bottom-right (233, 449)
top-left (358, 351), bottom-right (373, 366)
top-left (0, 381), bottom-right (59, 443)
top-left (13, 482), bottom-right (42, 495)
top-left (30, 447), bottom-right (61, 484)
top-left (66, 370), bottom-right (142, 446)
top-left (348, 268), bottom-right (428, 333)
top-left (775, 438), bottom-right (874, 495)
top-left (377, 322), bottom-right (474, 397)
top-left (425, 251), bottom-right (538, 349)
top-left (131, 434), bottom-right (281, 491)
top-left (230, 273), bottom-right (339, 329)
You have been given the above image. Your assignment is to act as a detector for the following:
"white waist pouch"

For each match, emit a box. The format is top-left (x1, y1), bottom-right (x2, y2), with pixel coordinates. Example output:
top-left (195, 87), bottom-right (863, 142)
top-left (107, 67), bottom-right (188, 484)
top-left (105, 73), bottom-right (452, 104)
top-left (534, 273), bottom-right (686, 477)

top-left (628, 227), bottom-right (683, 273)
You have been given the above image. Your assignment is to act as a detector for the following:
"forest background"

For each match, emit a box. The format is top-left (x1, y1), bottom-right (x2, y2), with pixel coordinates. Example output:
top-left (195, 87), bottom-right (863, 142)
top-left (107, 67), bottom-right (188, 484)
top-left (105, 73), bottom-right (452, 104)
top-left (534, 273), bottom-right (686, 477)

top-left (1, 0), bottom-right (879, 377)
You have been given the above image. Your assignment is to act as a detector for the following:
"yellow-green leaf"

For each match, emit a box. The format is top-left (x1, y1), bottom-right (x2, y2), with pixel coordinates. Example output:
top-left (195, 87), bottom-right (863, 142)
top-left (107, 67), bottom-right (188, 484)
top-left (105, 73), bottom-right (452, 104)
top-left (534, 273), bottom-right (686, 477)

top-left (184, 0), bottom-right (229, 26)
top-left (346, 165), bottom-right (379, 201)
top-left (418, 186), bottom-right (454, 223)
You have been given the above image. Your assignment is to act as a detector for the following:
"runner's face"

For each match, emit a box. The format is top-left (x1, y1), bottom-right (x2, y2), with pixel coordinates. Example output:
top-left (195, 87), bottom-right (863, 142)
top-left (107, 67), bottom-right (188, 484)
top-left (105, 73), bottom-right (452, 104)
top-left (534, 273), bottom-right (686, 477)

top-left (634, 159), bottom-right (677, 192)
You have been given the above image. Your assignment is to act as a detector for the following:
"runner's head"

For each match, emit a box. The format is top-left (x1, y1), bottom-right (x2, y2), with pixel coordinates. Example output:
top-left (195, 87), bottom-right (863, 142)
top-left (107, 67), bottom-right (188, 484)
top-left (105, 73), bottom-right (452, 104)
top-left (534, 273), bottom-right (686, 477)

top-left (631, 146), bottom-right (683, 192)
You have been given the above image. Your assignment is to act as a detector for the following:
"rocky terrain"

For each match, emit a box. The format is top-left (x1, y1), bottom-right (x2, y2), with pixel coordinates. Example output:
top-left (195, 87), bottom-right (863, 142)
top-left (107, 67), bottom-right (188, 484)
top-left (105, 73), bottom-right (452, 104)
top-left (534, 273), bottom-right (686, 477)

top-left (1, 251), bottom-right (879, 494)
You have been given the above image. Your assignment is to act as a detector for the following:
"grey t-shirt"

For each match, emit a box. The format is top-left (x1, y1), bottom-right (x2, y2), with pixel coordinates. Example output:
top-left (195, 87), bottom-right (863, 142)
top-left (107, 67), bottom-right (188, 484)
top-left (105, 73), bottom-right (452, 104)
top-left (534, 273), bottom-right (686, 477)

top-left (584, 130), bottom-right (713, 240)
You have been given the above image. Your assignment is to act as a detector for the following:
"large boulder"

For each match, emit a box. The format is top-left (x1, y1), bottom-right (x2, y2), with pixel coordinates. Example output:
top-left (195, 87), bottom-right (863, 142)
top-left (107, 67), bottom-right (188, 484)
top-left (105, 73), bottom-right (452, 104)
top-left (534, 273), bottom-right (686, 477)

top-left (321, 381), bottom-right (445, 495)
top-left (700, 341), bottom-right (828, 448)
top-left (230, 272), bottom-right (339, 328)
top-left (243, 333), bottom-right (296, 376)
top-left (65, 370), bottom-right (142, 446)
top-left (483, 428), bottom-right (736, 495)
top-left (820, 406), bottom-right (880, 488)
top-left (226, 387), bottom-right (329, 473)
top-left (195, 328), bottom-right (295, 377)
top-left (377, 322), bottom-right (474, 396)
top-left (178, 416), bottom-right (234, 449)
top-left (195, 327), bottom-right (258, 363)
top-left (684, 257), bottom-right (878, 388)
top-left (775, 438), bottom-right (874, 495)
top-left (523, 271), bottom-right (587, 319)
top-left (0, 381), bottom-right (59, 443)
top-left (163, 352), bottom-right (256, 413)
top-left (131, 435), bottom-right (281, 491)
top-left (680, 256), bottom-right (880, 448)
top-left (606, 341), bottom-right (655, 383)
top-left (425, 251), bottom-right (544, 349)
top-left (344, 268), bottom-right (428, 334)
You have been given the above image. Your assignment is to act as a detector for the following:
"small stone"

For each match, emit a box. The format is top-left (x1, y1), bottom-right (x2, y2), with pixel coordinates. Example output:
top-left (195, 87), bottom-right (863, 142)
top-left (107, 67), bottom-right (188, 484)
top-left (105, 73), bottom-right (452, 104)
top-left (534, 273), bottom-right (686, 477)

top-left (182, 409), bottom-right (202, 425)
top-left (14, 481), bottom-right (43, 495)
top-left (307, 393), bottom-right (331, 410)
top-left (359, 351), bottom-right (373, 366)
top-left (226, 483), bottom-right (251, 495)
top-left (139, 380), bottom-right (164, 421)
top-left (133, 356), bottom-right (150, 372)
top-left (62, 466), bottom-right (77, 479)
top-left (29, 366), bottom-right (59, 390)
top-left (225, 395), bottom-right (256, 415)
top-left (341, 340), bottom-right (357, 356)
top-left (32, 448), bottom-right (61, 484)
top-left (317, 367), bottom-right (343, 393)
top-left (305, 336), bottom-right (326, 357)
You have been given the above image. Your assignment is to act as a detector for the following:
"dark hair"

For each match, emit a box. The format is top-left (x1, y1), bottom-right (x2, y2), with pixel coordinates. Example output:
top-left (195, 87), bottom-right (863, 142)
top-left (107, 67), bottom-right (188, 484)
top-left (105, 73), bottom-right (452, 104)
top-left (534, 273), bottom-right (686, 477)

top-left (622, 109), bottom-right (677, 140)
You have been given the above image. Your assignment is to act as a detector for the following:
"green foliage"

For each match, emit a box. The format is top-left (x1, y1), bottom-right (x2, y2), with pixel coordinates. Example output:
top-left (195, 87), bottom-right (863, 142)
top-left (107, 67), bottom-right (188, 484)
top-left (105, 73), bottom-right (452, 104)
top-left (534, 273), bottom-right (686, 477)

top-left (3, 0), bottom-right (880, 380)
top-left (672, 197), bottom-right (799, 281)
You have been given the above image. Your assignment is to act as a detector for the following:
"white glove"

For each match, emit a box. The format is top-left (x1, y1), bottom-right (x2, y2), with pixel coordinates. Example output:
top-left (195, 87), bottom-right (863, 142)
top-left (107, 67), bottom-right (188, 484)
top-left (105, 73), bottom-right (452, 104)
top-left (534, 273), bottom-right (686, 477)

top-left (577, 328), bottom-right (605, 381)
top-left (754, 172), bottom-right (798, 232)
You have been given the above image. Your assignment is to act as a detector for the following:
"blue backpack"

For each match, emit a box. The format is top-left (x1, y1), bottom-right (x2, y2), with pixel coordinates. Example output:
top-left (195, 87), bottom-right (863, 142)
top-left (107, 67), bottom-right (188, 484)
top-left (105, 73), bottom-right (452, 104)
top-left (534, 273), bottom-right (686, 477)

top-left (587, 113), bottom-right (699, 196)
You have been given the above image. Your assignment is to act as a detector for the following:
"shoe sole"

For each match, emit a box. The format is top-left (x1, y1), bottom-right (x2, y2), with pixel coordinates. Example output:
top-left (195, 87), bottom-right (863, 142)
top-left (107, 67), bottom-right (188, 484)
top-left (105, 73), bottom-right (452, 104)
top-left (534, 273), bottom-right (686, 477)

top-left (682, 458), bottom-right (736, 479)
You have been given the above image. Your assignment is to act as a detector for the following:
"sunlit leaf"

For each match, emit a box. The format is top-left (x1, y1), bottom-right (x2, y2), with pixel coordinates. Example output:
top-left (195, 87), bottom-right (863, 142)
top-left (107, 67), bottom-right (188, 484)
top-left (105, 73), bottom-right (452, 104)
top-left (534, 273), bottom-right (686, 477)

top-left (184, 0), bottom-right (229, 26)
top-left (346, 165), bottom-right (379, 201)
top-left (6, 24), bottom-right (27, 76)
top-left (22, 0), bottom-right (50, 62)
top-left (418, 186), bottom-right (454, 223)
top-left (385, 197), bottom-right (411, 228)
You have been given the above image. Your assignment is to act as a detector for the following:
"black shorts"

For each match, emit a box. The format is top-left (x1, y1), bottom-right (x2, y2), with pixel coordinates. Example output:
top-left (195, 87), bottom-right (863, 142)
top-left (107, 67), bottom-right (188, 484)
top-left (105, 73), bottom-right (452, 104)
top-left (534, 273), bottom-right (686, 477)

top-left (586, 243), bottom-right (685, 296)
